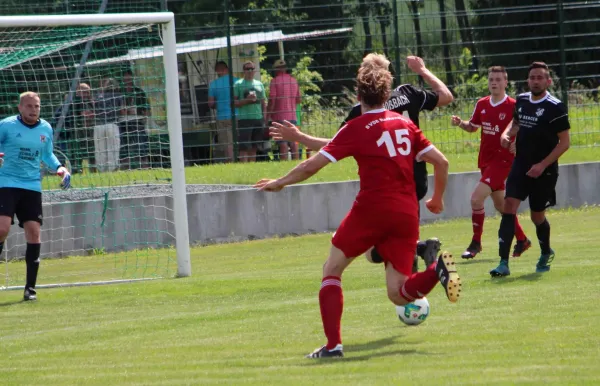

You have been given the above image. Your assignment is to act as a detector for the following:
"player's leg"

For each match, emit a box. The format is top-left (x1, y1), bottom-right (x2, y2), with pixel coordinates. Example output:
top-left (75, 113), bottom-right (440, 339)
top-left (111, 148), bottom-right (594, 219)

top-left (237, 120), bottom-right (252, 162)
top-left (529, 172), bottom-right (558, 272)
top-left (490, 167), bottom-right (528, 277)
top-left (380, 217), bottom-right (461, 305)
top-left (0, 188), bottom-right (19, 261)
top-left (491, 190), bottom-right (531, 257)
top-left (461, 180), bottom-right (492, 259)
top-left (15, 189), bottom-right (44, 301)
top-left (307, 208), bottom-right (369, 359)
top-left (277, 141), bottom-right (290, 161)
top-left (0, 216), bottom-right (11, 255)
top-left (491, 163), bottom-right (532, 257)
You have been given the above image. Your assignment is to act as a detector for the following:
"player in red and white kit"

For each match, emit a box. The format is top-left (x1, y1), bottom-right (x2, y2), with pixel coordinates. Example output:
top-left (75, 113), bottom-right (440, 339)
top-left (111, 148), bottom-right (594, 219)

top-left (451, 66), bottom-right (531, 259)
top-left (255, 54), bottom-right (462, 359)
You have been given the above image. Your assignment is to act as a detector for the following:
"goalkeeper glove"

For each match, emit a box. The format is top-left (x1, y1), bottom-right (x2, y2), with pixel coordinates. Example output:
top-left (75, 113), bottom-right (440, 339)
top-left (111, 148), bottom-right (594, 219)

top-left (56, 166), bottom-right (71, 189)
top-left (0, 152), bottom-right (3, 168)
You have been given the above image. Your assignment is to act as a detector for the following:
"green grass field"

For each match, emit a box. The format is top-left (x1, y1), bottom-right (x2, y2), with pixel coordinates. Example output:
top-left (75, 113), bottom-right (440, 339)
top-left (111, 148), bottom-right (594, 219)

top-left (2, 206), bottom-right (600, 385)
top-left (44, 146), bottom-right (600, 189)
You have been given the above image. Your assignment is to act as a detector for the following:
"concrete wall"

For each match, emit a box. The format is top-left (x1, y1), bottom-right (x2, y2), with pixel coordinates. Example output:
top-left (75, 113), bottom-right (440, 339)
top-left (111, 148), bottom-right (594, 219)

top-left (4, 162), bottom-right (600, 259)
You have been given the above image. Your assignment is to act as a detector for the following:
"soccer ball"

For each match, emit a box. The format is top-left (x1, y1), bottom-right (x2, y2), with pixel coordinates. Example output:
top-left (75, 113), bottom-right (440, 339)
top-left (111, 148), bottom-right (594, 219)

top-left (396, 297), bottom-right (430, 326)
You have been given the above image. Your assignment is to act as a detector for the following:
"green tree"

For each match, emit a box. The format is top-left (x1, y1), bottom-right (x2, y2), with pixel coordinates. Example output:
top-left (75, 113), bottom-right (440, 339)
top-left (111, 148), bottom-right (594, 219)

top-left (469, 0), bottom-right (600, 88)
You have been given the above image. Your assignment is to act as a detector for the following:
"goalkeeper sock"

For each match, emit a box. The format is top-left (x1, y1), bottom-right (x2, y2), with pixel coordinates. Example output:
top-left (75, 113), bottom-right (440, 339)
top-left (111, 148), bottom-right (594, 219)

top-left (25, 243), bottom-right (41, 289)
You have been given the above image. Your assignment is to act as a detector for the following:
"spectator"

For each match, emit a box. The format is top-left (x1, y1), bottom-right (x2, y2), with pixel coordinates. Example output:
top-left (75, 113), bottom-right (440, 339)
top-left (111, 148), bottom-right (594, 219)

top-left (208, 61), bottom-right (238, 162)
top-left (267, 59), bottom-right (301, 160)
top-left (52, 84), bottom-right (95, 173)
top-left (233, 60), bottom-right (267, 162)
top-left (94, 77), bottom-right (124, 172)
top-left (121, 70), bottom-right (150, 169)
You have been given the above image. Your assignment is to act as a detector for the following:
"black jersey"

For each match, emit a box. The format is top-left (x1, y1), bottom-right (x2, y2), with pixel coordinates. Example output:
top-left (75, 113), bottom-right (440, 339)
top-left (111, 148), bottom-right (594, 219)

top-left (340, 84), bottom-right (439, 201)
top-left (341, 84), bottom-right (439, 127)
top-left (513, 92), bottom-right (570, 172)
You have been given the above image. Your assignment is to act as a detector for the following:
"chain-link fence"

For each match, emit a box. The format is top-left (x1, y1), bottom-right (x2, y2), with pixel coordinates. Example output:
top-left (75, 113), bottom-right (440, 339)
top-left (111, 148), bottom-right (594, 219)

top-left (164, 0), bottom-right (599, 163)
top-left (2, 1), bottom-right (599, 165)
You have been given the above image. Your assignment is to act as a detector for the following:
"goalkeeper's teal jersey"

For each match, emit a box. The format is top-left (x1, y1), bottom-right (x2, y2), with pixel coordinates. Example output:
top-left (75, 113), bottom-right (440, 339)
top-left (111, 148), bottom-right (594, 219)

top-left (0, 115), bottom-right (61, 192)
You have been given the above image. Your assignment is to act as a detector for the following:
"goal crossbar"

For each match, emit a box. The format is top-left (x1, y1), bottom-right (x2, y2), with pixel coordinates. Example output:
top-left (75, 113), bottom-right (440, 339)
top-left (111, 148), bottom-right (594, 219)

top-left (0, 13), bottom-right (175, 28)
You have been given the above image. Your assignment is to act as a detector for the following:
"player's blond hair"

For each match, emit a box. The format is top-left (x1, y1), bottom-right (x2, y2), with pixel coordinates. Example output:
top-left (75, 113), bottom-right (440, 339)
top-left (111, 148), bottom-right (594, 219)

top-left (19, 91), bottom-right (40, 104)
top-left (488, 66), bottom-right (508, 80)
top-left (356, 53), bottom-right (392, 107)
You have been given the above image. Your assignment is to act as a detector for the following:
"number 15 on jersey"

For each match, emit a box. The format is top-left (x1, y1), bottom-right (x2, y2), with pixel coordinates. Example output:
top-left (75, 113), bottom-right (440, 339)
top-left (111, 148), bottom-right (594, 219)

top-left (377, 129), bottom-right (411, 157)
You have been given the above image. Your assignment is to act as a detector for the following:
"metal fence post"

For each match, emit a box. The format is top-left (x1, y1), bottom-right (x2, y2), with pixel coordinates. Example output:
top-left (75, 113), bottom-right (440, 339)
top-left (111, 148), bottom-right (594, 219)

top-left (392, 0), bottom-right (402, 86)
top-left (225, 0), bottom-right (239, 162)
top-left (557, 0), bottom-right (568, 109)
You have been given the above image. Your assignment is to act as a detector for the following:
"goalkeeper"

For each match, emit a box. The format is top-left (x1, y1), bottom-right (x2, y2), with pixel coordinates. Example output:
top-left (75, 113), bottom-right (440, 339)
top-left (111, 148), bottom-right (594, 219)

top-left (0, 92), bottom-right (71, 301)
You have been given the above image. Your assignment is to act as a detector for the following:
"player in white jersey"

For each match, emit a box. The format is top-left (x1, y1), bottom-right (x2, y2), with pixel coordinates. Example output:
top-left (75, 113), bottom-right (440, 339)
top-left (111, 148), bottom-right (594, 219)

top-left (0, 92), bottom-right (71, 301)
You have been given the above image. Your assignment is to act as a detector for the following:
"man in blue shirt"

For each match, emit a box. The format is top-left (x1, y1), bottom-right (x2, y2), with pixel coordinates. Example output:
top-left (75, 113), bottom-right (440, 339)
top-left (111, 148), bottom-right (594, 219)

top-left (0, 91), bottom-right (72, 301)
top-left (208, 61), bottom-right (238, 162)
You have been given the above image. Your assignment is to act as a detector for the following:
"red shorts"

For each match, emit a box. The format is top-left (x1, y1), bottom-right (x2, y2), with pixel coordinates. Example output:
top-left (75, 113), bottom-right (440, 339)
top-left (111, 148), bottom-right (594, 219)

top-left (331, 203), bottom-right (419, 276)
top-left (480, 163), bottom-right (512, 192)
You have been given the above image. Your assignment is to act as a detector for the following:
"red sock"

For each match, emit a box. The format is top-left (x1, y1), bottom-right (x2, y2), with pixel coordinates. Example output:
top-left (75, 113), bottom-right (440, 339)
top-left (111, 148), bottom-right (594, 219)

top-left (400, 263), bottom-right (438, 302)
top-left (472, 208), bottom-right (485, 243)
top-left (514, 216), bottom-right (526, 241)
top-left (319, 276), bottom-right (343, 350)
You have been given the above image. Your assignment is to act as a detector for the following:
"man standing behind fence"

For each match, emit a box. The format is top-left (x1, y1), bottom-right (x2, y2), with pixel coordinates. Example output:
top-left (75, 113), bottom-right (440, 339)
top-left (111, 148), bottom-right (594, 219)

top-left (94, 77), bottom-right (124, 172)
top-left (208, 61), bottom-right (238, 162)
top-left (267, 59), bottom-right (301, 160)
top-left (234, 60), bottom-right (267, 162)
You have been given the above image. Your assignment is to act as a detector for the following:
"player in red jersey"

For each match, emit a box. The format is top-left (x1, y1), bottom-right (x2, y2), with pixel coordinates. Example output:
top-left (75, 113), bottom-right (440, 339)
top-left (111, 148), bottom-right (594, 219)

top-left (255, 53), bottom-right (462, 359)
top-left (451, 66), bottom-right (531, 259)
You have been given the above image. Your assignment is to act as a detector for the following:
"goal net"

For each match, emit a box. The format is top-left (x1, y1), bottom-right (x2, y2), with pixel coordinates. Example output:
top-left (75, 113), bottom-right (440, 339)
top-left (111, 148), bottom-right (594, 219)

top-left (0, 13), bottom-right (190, 290)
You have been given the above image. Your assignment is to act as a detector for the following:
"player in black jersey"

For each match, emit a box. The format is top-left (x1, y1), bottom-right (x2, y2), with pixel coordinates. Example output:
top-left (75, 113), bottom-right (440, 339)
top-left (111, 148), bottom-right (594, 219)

top-left (490, 62), bottom-right (570, 277)
top-left (269, 56), bottom-right (453, 272)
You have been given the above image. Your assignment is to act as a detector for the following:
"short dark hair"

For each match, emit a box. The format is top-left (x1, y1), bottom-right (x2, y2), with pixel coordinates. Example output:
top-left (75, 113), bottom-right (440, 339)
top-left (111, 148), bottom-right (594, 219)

top-left (214, 61), bottom-right (228, 70)
top-left (529, 61), bottom-right (550, 77)
top-left (488, 66), bottom-right (507, 80)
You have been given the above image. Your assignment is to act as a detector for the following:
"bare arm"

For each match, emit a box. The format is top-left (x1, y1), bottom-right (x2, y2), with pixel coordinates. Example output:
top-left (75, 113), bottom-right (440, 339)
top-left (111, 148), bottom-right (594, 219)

top-left (208, 96), bottom-right (216, 109)
top-left (451, 115), bottom-right (478, 132)
top-left (540, 130), bottom-right (570, 169)
top-left (269, 121), bottom-right (330, 150)
top-left (504, 119), bottom-right (520, 137)
top-left (500, 119), bottom-right (519, 149)
top-left (419, 146), bottom-right (449, 213)
top-left (407, 56), bottom-right (453, 107)
top-left (254, 153), bottom-right (330, 191)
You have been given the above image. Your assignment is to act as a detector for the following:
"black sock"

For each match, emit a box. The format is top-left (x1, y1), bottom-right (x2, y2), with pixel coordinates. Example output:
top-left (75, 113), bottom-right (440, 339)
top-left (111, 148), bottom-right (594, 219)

top-left (498, 214), bottom-right (516, 263)
top-left (536, 219), bottom-right (551, 255)
top-left (416, 240), bottom-right (426, 258)
top-left (25, 243), bottom-right (41, 289)
top-left (0, 241), bottom-right (4, 255)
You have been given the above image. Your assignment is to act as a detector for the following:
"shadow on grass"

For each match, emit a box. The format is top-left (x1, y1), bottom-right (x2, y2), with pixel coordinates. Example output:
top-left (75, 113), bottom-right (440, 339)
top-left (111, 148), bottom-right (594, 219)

top-left (459, 258), bottom-right (495, 265)
top-left (301, 336), bottom-right (437, 365)
top-left (346, 336), bottom-right (404, 352)
top-left (0, 300), bottom-right (24, 307)
top-left (489, 272), bottom-right (544, 284)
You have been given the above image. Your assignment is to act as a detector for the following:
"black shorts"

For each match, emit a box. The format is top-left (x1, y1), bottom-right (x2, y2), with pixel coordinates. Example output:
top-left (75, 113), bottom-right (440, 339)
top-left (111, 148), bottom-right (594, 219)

top-left (237, 119), bottom-right (265, 151)
top-left (505, 164), bottom-right (558, 212)
top-left (0, 188), bottom-right (43, 227)
top-left (414, 161), bottom-right (428, 201)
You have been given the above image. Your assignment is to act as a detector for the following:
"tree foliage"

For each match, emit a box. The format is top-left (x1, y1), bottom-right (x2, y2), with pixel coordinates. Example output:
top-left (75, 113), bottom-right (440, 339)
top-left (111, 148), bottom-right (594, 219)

top-left (469, 0), bottom-right (600, 87)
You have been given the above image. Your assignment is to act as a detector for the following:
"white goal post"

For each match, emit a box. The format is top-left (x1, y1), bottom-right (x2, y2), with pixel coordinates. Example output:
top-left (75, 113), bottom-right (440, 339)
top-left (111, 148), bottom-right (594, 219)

top-left (0, 12), bottom-right (191, 280)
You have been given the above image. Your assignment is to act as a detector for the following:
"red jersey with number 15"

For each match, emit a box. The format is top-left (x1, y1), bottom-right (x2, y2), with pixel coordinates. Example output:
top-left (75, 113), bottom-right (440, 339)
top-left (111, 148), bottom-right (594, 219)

top-left (320, 109), bottom-right (433, 216)
top-left (469, 95), bottom-right (516, 168)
